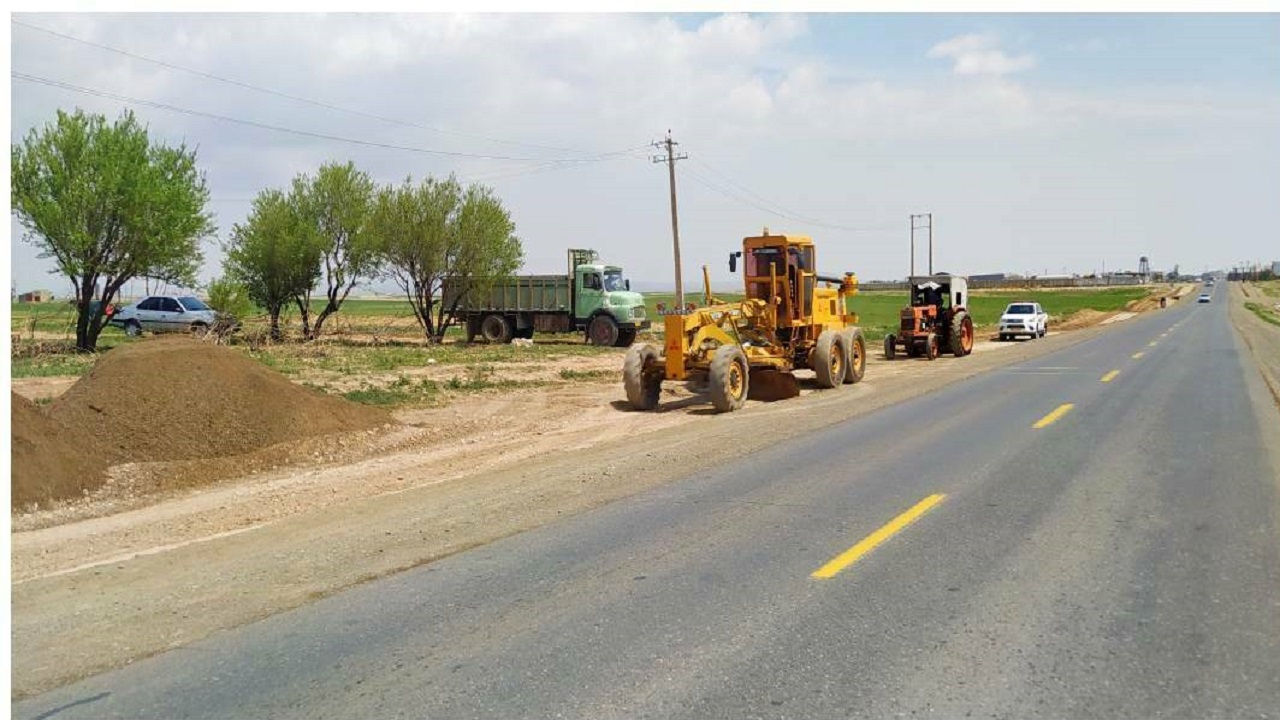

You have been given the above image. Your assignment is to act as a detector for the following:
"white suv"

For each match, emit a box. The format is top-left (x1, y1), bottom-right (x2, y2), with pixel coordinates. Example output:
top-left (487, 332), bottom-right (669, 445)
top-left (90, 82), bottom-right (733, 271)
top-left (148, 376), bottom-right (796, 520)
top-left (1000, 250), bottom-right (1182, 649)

top-left (110, 295), bottom-right (219, 336)
top-left (999, 302), bottom-right (1048, 341)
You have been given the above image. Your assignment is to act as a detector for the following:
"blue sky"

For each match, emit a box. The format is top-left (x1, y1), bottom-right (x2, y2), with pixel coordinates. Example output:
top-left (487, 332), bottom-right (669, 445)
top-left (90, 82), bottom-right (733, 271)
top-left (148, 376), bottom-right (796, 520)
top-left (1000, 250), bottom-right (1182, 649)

top-left (9, 13), bottom-right (1280, 296)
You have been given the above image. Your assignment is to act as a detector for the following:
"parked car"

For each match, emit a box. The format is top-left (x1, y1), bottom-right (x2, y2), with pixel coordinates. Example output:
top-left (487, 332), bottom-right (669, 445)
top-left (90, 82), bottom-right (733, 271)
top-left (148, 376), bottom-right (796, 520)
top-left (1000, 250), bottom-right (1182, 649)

top-left (110, 295), bottom-right (220, 336)
top-left (1198, 293), bottom-right (1212, 303)
top-left (998, 301), bottom-right (1048, 341)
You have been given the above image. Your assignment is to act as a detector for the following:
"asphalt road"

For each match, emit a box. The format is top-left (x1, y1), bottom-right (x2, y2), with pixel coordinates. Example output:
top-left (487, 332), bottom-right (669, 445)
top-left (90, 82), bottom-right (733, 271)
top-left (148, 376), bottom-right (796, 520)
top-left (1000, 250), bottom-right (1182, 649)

top-left (16, 285), bottom-right (1280, 719)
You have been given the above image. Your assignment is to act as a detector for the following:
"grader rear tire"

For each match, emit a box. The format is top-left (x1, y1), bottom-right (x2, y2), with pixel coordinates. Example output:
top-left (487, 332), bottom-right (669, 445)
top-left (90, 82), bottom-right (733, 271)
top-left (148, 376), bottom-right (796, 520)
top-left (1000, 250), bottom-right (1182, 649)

top-left (843, 329), bottom-right (866, 384)
top-left (623, 344), bottom-right (662, 411)
top-left (709, 345), bottom-right (749, 413)
top-left (813, 330), bottom-right (846, 389)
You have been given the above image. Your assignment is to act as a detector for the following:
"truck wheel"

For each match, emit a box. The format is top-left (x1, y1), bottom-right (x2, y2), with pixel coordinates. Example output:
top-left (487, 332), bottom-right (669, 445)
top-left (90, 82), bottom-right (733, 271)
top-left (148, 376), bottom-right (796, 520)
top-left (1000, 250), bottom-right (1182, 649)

top-left (125, 320), bottom-right (142, 338)
top-left (949, 311), bottom-right (974, 356)
top-left (623, 344), bottom-right (662, 411)
top-left (709, 345), bottom-right (749, 412)
top-left (843, 329), bottom-right (866, 384)
top-left (587, 315), bottom-right (619, 347)
top-left (481, 314), bottom-right (513, 344)
top-left (813, 330), bottom-right (846, 389)
top-left (884, 334), bottom-right (897, 361)
top-left (615, 329), bottom-right (637, 347)
top-left (925, 333), bottom-right (939, 360)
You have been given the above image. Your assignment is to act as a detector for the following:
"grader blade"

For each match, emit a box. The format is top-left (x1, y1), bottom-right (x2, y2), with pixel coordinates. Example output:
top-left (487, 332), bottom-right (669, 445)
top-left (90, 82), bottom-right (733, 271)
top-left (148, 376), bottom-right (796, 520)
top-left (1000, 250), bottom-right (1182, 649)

top-left (748, 369), bottom-right (801, 401)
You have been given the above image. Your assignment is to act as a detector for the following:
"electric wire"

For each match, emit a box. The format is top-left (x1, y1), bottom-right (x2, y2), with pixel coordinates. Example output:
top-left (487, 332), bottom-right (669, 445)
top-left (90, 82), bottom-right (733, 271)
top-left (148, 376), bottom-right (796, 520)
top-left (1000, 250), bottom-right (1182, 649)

top-left (12, 18), bottom-right (612, 161)
top-left (13, 71), bottom-right (644, 167)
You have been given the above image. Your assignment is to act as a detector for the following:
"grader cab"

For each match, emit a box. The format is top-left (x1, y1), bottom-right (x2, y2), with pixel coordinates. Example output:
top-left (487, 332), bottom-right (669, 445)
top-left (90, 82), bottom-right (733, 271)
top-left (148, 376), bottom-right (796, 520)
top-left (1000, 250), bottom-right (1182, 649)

top-left (623, 231), bottom-right (866, 413)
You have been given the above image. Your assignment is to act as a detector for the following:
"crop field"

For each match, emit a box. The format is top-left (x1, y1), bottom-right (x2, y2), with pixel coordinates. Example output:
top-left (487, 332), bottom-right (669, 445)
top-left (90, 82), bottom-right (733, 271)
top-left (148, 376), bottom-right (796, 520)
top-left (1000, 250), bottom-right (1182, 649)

top-left (10, 286), bottom-right (1153, 384)
top-left (646, 287), bottom-right (1151, 341)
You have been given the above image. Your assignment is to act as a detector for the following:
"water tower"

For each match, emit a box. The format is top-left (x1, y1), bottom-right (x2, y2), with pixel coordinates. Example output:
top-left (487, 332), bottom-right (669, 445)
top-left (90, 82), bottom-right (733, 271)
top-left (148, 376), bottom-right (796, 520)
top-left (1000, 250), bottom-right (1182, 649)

top-left (1138, 256), bottom-right (1151, 283)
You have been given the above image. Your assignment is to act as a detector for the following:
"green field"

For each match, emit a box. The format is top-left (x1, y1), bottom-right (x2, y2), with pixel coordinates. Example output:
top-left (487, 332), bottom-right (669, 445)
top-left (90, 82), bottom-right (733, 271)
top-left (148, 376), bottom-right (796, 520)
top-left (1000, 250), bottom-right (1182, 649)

top-left (10, 286), bottom-right (1152, 382)
top-left (644, 287), bottom-right (1151, 341)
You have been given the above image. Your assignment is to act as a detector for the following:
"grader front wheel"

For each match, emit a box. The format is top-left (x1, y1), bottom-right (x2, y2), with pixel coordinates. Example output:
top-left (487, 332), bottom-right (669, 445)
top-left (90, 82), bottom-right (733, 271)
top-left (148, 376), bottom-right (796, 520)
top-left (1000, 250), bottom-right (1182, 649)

top-left (623, 344), bottom-right (662, 411)
top-left (710, 345), bottom-right (749, 413)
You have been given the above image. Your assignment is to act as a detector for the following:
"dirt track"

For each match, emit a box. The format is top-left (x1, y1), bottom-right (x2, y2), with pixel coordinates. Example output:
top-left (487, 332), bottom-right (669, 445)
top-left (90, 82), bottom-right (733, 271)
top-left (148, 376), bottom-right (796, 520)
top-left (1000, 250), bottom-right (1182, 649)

top-left (10, 299), bottom-right (1187, 699)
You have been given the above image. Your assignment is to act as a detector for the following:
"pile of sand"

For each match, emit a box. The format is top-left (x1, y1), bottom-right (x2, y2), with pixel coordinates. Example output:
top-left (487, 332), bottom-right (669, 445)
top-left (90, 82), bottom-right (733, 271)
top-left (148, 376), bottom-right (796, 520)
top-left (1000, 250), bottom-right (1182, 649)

top-left (11, 393), bottom-right (109, 509)
top-left (13, 338), bottom-right (392, 508)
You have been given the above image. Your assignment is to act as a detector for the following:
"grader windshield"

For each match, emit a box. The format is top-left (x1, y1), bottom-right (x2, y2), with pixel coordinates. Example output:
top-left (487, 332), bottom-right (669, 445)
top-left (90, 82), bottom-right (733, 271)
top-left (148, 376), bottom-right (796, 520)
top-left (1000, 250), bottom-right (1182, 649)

top-left (743, 242), bottom-right (815, 322)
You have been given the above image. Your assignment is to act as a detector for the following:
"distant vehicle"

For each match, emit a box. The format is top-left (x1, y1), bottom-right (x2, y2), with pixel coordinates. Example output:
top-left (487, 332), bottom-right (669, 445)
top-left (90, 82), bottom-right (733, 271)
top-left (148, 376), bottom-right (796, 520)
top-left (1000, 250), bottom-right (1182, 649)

top-left (1198, 293), bottom-right (1212, 303)
top-left (110, 295), bottom-right (219, 336)
top-left (447, 248), bottom-right (649, 347)
top-left (998, 302), bottom-right (1048, 341)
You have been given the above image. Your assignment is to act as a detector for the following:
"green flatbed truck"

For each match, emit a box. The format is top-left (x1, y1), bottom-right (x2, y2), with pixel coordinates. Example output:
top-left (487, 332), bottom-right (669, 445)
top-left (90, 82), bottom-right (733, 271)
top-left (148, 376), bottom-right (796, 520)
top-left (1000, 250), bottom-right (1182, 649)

top-left (451, 249), bottom-right (650, 347)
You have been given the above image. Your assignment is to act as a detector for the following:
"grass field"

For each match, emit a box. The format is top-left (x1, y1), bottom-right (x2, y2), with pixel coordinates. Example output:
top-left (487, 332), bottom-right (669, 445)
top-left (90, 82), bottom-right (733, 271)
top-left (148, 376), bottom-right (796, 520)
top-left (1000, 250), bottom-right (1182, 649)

top-left (10, 285), bottom-right (1152, 382)
top-left (644, 287), bottom-right (1150, 341)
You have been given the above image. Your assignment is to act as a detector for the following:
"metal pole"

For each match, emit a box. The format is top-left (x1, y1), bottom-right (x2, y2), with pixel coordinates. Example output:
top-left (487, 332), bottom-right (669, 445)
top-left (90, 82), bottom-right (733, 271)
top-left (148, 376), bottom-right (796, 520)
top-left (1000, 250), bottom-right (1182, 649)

top-left (909, 215), bottom-right (915, 279)
top-left (928, 213), bottom-right (933, 275)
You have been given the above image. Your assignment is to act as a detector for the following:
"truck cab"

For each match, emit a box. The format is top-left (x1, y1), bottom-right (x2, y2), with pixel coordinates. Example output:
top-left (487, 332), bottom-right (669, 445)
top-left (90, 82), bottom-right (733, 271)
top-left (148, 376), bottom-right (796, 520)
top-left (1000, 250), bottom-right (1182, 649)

top-left (575, 262), bottom-right (649, 346)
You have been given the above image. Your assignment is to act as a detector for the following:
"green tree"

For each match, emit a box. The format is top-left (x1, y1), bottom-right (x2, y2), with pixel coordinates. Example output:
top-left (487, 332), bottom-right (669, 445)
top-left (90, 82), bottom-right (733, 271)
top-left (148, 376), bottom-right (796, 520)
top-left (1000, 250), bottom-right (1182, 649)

top-left (292, 161), bottom-right (378, 340)
top-left (11, 109), bottom-right (215, 350)
top-left (223, 189), bottom-right (321, 340)
top-left (205, 275), bottom-right (256, 322)
top-left (368, 175), bottom-right (522, 343)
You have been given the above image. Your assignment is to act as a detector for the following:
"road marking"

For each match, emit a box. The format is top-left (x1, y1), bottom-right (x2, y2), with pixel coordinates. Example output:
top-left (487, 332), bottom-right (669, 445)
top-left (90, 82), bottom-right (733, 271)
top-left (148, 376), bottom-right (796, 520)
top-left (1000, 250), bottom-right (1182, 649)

top-left (1033, 403), bottom-right (1075, 429)
top-left (811, 494), bottom-right (946, 579)
top-left (1100, 370), bottom-right (1120, 383)
top-left (1148, 341), bottom-right (1159, 347)
top-left (1132, 351), bottom-right (1145, 359)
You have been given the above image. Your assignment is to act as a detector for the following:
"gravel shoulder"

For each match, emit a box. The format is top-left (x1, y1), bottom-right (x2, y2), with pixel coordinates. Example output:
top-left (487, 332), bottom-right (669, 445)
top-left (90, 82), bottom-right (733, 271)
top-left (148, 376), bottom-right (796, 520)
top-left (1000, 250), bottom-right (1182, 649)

top-left (11, 311), bottom-right (1169, 699)
top-left (1229, 282), bottom-right (1280, 409)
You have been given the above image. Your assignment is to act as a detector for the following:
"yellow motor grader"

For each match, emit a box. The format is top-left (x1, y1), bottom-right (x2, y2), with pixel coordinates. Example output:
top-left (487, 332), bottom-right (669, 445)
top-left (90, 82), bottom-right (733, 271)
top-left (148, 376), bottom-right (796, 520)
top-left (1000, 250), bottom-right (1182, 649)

top-left (624, 230), bottom-right (866, 413)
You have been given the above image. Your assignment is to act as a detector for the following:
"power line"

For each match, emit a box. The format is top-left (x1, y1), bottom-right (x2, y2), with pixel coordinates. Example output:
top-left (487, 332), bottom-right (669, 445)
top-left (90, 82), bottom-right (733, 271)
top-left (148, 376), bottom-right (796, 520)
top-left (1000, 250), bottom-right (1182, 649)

top-left (13, 71), bottom-right (644, 166)
top-left (11, 18), bottom-right (610, 161)
top-left (680, 164), bottom-right (896, 236)
top-left (687, 155), bottom-right (897, 234)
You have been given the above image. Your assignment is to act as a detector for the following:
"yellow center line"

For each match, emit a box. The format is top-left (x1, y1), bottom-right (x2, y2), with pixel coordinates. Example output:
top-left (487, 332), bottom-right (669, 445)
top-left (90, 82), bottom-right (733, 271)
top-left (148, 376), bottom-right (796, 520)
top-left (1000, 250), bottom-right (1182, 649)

top-left (1148, 341), bottom-right (1158, 347)
top-left (811, 494), bottom-right (947, 579)
top-left (1033, 403), bottom-right (1075, 429)
top-left (1132, 351), bottom-right (1145, 359)
top-left (1100, 370), bottom-right (1120, 383)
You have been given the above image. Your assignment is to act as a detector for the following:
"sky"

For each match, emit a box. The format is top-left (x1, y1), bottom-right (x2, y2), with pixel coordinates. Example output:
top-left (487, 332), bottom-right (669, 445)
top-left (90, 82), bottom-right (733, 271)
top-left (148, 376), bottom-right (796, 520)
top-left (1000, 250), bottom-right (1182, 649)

top-left (8, 12), bottom-right (1280, 296)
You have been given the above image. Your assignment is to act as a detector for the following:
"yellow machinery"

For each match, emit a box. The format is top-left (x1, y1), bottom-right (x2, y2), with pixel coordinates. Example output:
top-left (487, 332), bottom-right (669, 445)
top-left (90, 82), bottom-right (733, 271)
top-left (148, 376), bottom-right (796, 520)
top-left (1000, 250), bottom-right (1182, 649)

top-left (624, 230), bottom-right (866, 413)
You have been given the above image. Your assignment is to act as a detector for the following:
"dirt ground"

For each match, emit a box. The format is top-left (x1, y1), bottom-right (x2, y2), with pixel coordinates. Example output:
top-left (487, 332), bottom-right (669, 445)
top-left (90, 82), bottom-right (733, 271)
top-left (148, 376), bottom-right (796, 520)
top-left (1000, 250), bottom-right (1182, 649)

top-left (10, 296), bottom-right (1185, 698)
top-left (1230, 282), bottom-right (1280, 409)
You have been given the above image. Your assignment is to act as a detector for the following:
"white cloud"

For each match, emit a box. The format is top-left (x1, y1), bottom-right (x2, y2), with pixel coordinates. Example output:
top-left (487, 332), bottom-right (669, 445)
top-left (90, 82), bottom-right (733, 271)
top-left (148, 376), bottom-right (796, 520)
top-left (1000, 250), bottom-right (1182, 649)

top-left (927, 33), bottom-right (1037, 76)
top-left (9, 13), bottom-right (1275, 289)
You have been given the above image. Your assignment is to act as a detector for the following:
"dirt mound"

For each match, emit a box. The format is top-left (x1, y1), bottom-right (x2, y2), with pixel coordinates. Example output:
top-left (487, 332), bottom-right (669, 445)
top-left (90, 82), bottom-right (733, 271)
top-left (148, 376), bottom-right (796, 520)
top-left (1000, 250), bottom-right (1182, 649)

top-left (11, 393), bottom-right (109, 509)
top-left (49, 338), bottom-right (392, 464)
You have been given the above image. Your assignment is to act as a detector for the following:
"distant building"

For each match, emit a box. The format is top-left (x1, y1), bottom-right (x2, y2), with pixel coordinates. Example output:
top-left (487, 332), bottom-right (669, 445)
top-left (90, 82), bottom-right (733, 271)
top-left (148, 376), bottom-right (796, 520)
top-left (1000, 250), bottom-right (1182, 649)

top-left (17, 289), bottom-right (53, 303)
top-left (1272, 261), bottom-right (1280, 275)
top-left (969, 273), bottom-right (1007, 282)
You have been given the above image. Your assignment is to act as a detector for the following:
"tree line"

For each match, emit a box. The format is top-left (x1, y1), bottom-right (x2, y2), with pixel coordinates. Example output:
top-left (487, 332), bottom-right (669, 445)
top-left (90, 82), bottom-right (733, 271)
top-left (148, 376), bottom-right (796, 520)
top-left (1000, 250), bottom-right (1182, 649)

top-left (11, 108), bottom-right (523, 351)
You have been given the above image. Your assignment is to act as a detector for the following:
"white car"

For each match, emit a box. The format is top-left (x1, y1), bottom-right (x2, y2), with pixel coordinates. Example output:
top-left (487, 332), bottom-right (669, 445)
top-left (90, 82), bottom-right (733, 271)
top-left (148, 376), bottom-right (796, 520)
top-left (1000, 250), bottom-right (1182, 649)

top-left (1198, 293), bottom-right (1211, 303)
top-left (109, 295), bottom-right (219, 336)
top-left (999, 302), bottom-right (1048, 341)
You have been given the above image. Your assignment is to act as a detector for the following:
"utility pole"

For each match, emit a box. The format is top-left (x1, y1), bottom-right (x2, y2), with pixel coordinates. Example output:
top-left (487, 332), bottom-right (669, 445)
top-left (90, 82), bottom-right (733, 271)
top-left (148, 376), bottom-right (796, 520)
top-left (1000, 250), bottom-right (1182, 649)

top-left (653, 130), bottom-right (688, 312)
top-left (909, 213), bottom-right (933, 278)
